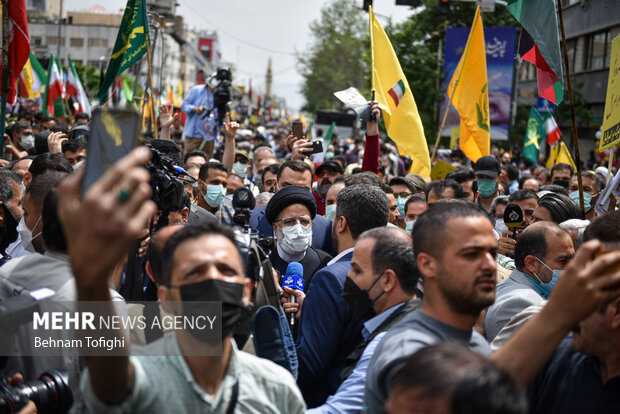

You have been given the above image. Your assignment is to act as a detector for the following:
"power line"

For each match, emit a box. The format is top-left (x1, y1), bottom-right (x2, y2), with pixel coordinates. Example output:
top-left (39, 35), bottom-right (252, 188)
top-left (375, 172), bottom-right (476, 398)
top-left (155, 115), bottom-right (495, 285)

top-left (179, 0), bottom-right (296, 56)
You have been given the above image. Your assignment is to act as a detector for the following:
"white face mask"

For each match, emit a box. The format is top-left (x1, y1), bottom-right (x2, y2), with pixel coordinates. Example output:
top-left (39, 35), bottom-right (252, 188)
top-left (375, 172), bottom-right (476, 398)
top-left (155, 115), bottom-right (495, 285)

top-left (277, 223), bottom-right (312, 255)
top-left (20, 135), bottom-right (35, 150)
top-left (495, 218), bottom-right (508, 235)
top-left (17, 216), bottom-right (41, 253)
top-left (232, 162), bottom-right (248, 178)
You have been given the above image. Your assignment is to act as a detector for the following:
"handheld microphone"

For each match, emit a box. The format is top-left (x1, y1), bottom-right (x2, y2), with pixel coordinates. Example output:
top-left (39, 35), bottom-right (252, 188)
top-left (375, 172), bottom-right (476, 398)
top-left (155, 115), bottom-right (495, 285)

top-left (282, 262), bottom-right (304, 326)
top-left (503, 204), bottom-right (524, 258)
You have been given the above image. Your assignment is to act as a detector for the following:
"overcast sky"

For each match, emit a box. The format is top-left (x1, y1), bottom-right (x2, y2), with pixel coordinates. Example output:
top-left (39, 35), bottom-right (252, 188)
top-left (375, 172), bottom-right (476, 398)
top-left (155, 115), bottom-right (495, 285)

top-left (65, 0), bottom-right (414, 111)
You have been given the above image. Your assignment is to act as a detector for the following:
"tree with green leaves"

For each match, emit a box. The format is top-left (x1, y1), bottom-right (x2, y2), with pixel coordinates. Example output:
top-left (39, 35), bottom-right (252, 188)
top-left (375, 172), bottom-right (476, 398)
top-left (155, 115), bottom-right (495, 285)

top-left (298, 0), bottom-right (369, 113)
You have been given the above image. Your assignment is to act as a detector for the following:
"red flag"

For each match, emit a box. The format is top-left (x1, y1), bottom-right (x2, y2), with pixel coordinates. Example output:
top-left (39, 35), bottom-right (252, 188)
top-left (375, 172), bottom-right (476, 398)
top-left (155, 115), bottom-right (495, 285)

top-left (2, 0), bottom-right (30, 104)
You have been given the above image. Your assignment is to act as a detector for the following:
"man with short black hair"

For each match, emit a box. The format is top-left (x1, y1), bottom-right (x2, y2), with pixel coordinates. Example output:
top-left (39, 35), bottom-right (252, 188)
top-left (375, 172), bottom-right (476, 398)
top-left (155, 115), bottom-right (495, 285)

top-left (486, 222), bottom-right (575, 341)
top-left (365, 200), bottom-right (620, 412)
top-left (261, 163), bottom-right (280, 193)
top-left (296, 184), bottom-right (389, 407)
top-left (62, 137), bottom-right (88, 166)
top-left (528, 211), bottom-right (620, 413)
top-left (388, 177), bottom-right (417, 226)
top-left (445, 169), bottom-right (478, 203)
top-left (309, 227), bottom-right (419, 413)
top-left (0, 170), bottom-right (23, 262)
top-left (196, 161), bottom-right (228, 215)
top-left (474, 155), bottom-right (503, 221)
top-left (183, 150), bottom-right (208, 167)
top-left (550, 163), bottom-right (574, 189)
top-left (57, 156), bottom-right (306, 411)
top-left (314, 161), bottom-right (343, 215)
top-left (497, 190), bottom-right (539, 257)
top-left (403, 194), bottom-right (427, 232)
top-left (425, 179), bottom-right (463, 207)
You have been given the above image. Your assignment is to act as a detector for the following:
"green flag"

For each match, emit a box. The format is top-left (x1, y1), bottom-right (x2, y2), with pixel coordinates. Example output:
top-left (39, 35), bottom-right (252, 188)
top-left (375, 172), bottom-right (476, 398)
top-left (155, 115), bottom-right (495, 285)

top-left (522, 107), bottom-right (545, 164)
top-left (98, 0), bottom-right (149, 102)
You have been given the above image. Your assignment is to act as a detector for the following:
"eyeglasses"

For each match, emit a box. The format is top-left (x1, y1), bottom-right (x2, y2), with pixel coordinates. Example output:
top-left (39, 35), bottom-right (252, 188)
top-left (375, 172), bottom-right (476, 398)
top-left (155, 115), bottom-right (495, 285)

top-left (276, 216), bottom-right (312, 228)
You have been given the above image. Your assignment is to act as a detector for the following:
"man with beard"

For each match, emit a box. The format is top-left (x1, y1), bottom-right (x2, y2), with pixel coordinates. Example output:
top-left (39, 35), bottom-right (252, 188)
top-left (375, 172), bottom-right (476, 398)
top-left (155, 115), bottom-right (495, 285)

top-left (0, 171), bottom-right (23, 264)
top-left (364, 200), bottom-right (620, 412)
top-left (527, 211), bottom-right (620, 413)
top-left (313, 161), bottom-right (343, 216)
top-left (58, 148), bottom-right (305, 413)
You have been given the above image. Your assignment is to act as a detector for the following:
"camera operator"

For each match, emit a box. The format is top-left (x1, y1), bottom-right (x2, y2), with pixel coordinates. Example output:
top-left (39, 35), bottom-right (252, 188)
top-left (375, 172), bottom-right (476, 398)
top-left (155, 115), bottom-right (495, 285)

top-left (57, 148), bottom-right (305, 413)
top-left (181, 83), bottom-right (218, 158)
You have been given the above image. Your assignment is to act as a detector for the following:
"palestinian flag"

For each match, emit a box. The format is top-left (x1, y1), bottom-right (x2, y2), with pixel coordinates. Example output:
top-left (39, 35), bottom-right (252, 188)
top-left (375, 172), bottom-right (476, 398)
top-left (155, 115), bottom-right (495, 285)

top-left (387, 79), bottom-right (406, 108)
top-left (508, 0), bottom-right (564, 105)
top-left (544, 113), bottom-right (561, 146)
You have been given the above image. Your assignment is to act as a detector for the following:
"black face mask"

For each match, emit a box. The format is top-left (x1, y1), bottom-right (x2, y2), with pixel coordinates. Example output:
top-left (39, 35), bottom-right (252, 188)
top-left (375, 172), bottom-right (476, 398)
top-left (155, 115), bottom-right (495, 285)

top-left (179, 279), bottom-right (246, 344)
top-left (342, 275), bottom-right (384, 321)
top-left (0, 204), bottom-right (18, 254)
top-left (553, 179), bottom-right (570, 189)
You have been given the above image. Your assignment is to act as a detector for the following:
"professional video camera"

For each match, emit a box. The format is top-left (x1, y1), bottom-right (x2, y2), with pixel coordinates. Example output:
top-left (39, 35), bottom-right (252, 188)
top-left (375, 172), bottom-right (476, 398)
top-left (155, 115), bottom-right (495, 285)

top-left (230, 187), bottom-right (281, 307)
top-left (0, 370), bottom-right (73, 414)
top-left (203, 68), bottom-right (232, 124)
top-left (144, 140), bottom-right (195, 230)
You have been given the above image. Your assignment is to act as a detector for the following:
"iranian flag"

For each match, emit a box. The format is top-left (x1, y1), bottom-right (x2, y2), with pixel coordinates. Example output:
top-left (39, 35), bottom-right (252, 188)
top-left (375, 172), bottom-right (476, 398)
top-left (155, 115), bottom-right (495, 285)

top-left (544, 113), bottom-right (561, 146)
top-left (66, 56), bottom-right (91, 116)
top-left (387, 79), bottom-right (406, 108)
top-left (43, 52), bottom-right (65, 117)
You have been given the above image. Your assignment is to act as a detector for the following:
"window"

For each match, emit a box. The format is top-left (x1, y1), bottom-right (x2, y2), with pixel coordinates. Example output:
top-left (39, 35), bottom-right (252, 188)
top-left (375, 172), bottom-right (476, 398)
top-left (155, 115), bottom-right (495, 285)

top-left (88, 38), bottom-right (108, 47)
top-left (31, 36), bottom-right (43, 47)
top-left (70, 38), bottom-right (84, 47)
top-left (562, 0), bottom-right (580, 6)
top-left (586, 31), bottom-right (610, 71)
top-left (47, 37), bottom-right (65, 46)
top-left (88, 60), bottom-right (102, 68)
top-left (566, 39), bottom-right (576, 73)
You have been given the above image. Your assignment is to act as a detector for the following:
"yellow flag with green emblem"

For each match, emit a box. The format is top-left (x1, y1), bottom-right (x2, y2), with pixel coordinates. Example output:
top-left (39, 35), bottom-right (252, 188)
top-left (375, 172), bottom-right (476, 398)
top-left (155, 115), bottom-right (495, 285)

top-left (370, 6), bottom-right (430, 178)
top-left (447, 6), bottom-right (489, 163)
top-left (98, 0), bottom-right (149, 102)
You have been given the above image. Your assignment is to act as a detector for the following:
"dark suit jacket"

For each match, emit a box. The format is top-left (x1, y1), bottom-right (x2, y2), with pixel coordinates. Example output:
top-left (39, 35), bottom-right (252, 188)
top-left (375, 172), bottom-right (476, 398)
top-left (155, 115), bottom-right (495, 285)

top-left (295, 250), bottom-right (364, 407)
top-left (250, 204), bottom-right (335, 255)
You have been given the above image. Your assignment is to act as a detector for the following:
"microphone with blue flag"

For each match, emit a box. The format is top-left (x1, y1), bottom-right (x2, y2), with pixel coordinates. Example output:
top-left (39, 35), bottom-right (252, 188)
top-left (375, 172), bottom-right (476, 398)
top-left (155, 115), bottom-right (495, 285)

top-left (282, 262), bottom-right (304, 327)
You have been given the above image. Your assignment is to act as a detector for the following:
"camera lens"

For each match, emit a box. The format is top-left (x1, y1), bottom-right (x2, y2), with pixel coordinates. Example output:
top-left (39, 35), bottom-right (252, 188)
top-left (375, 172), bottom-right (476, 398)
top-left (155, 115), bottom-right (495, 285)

top-left (17, 370), bottom-right (73, 413)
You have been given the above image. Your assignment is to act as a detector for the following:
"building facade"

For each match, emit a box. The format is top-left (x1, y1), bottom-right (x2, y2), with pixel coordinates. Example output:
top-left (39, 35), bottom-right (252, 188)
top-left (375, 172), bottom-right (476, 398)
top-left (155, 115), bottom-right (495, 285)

top-left (517, 0), bottom-right (620, 156)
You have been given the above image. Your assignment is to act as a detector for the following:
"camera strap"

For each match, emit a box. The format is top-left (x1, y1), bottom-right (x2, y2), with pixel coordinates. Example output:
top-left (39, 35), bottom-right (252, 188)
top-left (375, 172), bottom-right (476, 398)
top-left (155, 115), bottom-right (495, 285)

top-left (225, 380), bottom-right (239, 414)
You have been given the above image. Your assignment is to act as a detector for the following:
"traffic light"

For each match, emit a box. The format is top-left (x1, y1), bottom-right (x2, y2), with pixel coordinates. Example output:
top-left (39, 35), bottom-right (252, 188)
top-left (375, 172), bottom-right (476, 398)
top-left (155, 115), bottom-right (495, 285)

top-left (439, 0), bottom-right (450, 14)
top-left (363, 0), bottom-right (373, 11)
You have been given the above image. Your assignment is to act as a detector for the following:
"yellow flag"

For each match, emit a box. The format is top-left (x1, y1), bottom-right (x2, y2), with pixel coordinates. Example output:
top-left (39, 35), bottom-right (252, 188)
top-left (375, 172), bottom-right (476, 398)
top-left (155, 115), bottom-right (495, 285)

top-left (21, 58), bottom-right (35, 98)
top-left (447, 6), bottom-right (490, 163)
top-left (370, 6), bottom-right (430, 178)
top-left (546, 141), bottom-right (576, 170)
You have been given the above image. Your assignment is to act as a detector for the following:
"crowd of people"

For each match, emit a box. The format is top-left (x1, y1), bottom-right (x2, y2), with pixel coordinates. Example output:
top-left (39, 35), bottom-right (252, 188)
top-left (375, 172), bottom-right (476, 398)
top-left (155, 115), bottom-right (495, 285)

top-left (0, 91), bottom-right (619, 414)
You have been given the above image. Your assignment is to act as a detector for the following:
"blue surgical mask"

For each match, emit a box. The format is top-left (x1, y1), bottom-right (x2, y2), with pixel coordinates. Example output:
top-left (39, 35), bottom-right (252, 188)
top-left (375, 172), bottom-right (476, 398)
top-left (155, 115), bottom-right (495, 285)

top-left (325, 152), bottom-right (334, 161)
top-left (522, 258), bottom-right (562, 299)
top-left (325, 204), bottom-right (337, 221)
top-left (569, 191), bottom-right (593, 212)
top-left (203, 184), bottom-right (226, 208)
top-left (396, 197), bottom-right (407, 218)
top-left (477, 178), bottom-right (497, 198)
top-left (405, 220), bottom-right (416, 233)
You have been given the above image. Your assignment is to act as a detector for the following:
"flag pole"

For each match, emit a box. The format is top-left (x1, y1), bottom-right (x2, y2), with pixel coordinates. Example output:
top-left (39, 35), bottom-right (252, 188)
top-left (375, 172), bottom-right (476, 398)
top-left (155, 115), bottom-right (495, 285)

top-left (431, 80), bottom-right (459, 162)
top-left (145, 27), bottom-right (158, 140)
top-left (557, 0), bottom-right (585, 218)
top-left (0, 2), bottom-right (9, 157)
